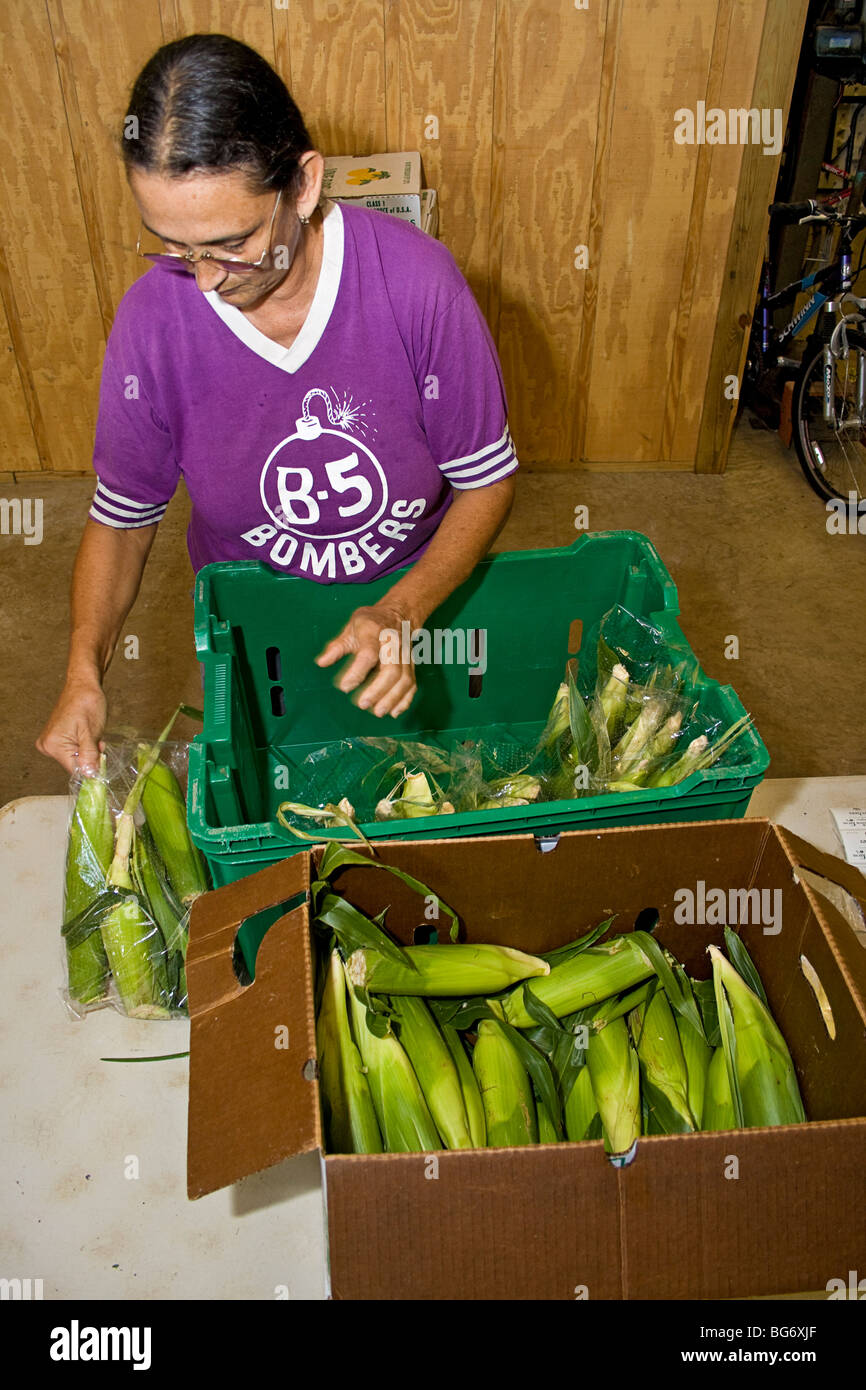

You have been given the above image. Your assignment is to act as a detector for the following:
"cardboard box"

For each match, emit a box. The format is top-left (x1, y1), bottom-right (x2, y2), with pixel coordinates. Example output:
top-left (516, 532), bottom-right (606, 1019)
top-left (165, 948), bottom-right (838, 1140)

top-left (322, 152), bottom-right (436, 233)
top-left (322, 151), bottom-right (422, 198)
top-left (186, 819), bottom-right (866, 1300)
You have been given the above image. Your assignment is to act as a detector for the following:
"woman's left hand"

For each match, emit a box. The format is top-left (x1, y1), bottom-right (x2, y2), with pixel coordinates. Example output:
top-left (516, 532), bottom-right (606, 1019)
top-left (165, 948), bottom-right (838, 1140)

top-left (315, 601), bottom-right (417, 717)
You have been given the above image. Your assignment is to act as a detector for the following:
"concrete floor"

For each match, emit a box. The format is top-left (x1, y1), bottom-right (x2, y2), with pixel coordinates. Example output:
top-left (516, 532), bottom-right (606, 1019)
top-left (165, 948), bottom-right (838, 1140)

top-left (2, 414), bottom-right (864, 809)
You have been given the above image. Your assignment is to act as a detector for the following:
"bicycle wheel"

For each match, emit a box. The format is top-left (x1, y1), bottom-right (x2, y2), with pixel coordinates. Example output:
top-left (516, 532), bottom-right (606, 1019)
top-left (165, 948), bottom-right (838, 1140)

top-left (793, 330), bottom-right (866, 502)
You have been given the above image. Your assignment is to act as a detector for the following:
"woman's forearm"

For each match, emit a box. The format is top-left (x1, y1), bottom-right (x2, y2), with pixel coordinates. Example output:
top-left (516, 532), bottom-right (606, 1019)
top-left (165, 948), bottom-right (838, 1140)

top-left (66, 518), bottom-right (158, 684)
top-left (382, 474), bottom-right (516, 628)
top-left (38, 518), bottom-right (159, 772)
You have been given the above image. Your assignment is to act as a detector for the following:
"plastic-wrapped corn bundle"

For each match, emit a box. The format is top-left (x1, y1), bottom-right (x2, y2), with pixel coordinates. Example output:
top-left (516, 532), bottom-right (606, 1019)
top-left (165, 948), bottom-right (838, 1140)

top-left (61, 717), bottom-right (209, 1020)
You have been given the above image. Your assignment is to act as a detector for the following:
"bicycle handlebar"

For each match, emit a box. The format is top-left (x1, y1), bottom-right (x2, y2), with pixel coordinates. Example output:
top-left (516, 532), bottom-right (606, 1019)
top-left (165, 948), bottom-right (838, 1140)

top-left (768, 200), bottom-right (820, 219)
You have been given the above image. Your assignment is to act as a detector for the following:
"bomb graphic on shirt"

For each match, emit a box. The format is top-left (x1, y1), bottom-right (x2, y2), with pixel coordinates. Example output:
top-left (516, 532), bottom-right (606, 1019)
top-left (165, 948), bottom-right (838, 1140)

top-left (259, 387), bottom-right (387, 540)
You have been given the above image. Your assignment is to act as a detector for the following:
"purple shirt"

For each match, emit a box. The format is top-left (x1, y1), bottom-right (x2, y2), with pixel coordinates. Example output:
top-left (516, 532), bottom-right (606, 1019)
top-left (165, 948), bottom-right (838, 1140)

top-left (89, 200), bottom-right (518, 581)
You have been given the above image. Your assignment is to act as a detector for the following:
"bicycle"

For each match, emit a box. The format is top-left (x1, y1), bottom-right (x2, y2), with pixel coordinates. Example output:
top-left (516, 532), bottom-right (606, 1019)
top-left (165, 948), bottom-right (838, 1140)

top-left (745, 199), bottom-right (866, 503)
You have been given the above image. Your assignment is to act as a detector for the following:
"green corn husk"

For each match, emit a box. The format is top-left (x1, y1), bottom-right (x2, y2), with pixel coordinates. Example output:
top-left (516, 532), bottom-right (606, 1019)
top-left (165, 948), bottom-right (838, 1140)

top-left (346, 972), bottom-right (441, 1152)
top-left (587, 1016), bottom-right (641, 1155)
top-left (564, 1063), bottom-right (598, 1142)
top-left (542, 681), bottom-right (571, 751)
top-left (102, 805), bottom-right (171, 1019)
top-left (441, 1022), bottom-right (487, 1147)
top-left (385, 770), bottom-right (438, 819)
top-left (647, 711), bottom-right (683, 763)
top-left (485, 774), bottom-right (542, 804)
top-left (134, 826), bottom-right (187, 1009)
top-left (99, 894), bottom-right (171, 1019)
top-left (702, 1045), bottom-right (736, 1131)
top-left (647, 734), bottom-right (709, 788)
top-left (317, 951), bottom-right (382, 1154)
top-left (590, 980), bottom-right (653, 1028)
top-left (676, 1010), bottom-right (712, 1130)
top-left (709, 945), bottom-right (806, 1128)
top-left (629, 991), bottom-right (696, 1133)
top-left (347, 942), bottom-right (550, 996)
top-left (649, 713), bottom-right (755, 789)
top-left (536, 1098), bottom-right (560, 1144)
top-left (606, 766), bottom-right (651, 792)
top-left (316, 952), bottom-right (351, 1152)
top-left (606, 713), bottom-right (685, 791)
top-left (599, 663), bottom-right (629, 740)
top-left (64, 758), bottom-right (114, 1006)
top-left (389, 996), bottom-right (473, 1150)
top-left (473, 1019), bottom-right (538, 1147)
top-left (493, 934), bottom-right (655, 1028)
top-left (611, 695), bottom-right (667, 774)
top-left (137, 752), bottom-right (208, 905)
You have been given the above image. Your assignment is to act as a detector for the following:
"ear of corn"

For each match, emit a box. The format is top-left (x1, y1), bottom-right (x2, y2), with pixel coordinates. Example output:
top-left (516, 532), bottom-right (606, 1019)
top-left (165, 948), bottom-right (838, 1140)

top-left (542, 681), bottom-right (571, 751)
top-left (564, 1062), bottom-right (598, 1143)
top-left (647, 734), bottom-right (709, 788)
top-left (346, 970), bottom-right (441, 1152)
top-left (99, 895), bottom-right (171, 1019)
top-left (134, 826), bottom-right (188, 1008)
top-left (647, 711), bottom-right (683, 762)
top-left (64, 760), bottom-right (114, 1006)
top-left (389, 995), bottom-right (473, 1150)
top-left (102, 808), bottom-right (171, 1018)
top-left (599, 663), bottom-right (629, 740)
top-left (702, 1045), bottom-right (736, 1131)
top-left (611, 696), bottom-right (667, 775)
top-left (676, 1010), bottom-right (712, 1130)
top-left (137, 751), bottom-right (208, 905)
top-left (628, 990), bottom-right (697, 1133)
top-left (440, 1022), bottom-right (487, 1147)
top-left (473, 1019), bottom-right (538, 1147)
top-left (494, 934), bottom-right (655, 1028)
top-left (317, 951), bottom-right (382, 1154)
top-left (709, 945), bottom-right (806, 1128)
top-left (587, 1016), bottom-right (641, 1154)
top-left (348, 942), bottom-right (550, 996)
top-left (316, 951), bottom-right (352, 1152)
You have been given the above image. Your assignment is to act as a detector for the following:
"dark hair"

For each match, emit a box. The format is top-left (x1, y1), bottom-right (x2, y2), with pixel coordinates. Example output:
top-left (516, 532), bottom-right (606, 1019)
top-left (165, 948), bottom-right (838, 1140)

top-left (122, 33), bottom-right (312, 194)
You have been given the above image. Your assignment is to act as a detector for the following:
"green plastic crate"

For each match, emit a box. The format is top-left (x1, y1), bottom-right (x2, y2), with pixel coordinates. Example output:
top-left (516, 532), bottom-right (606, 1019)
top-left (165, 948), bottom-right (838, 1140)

top-left (187, 531), bottom-right (769, 886)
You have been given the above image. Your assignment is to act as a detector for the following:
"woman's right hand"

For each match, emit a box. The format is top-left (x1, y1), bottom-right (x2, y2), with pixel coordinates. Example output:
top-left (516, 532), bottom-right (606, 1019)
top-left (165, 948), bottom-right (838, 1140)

top-left (36, 679), bottom-right (108, 776)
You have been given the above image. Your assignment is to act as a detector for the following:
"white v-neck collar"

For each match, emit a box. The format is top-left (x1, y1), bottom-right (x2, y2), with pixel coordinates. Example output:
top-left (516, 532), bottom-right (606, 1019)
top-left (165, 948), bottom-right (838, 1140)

top-left (203, 198), bottom-right (344, 374)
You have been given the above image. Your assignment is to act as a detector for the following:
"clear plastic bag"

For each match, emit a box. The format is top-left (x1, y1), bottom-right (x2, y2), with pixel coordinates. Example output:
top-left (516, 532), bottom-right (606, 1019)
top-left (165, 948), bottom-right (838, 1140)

top-left (268, 602), bottom-right (756, 834)
top-left (551, 605), bottom-right (752, 795)
top-left (61, 735), bottom-right (209, 1020)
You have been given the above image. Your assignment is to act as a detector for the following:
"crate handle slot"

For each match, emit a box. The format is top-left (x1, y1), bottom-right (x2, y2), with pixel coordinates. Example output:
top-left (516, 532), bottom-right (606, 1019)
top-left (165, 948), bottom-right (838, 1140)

top-left (270, 685), bottom-right (286, 717)
top-left (265, 645), bottom-right (282, 681)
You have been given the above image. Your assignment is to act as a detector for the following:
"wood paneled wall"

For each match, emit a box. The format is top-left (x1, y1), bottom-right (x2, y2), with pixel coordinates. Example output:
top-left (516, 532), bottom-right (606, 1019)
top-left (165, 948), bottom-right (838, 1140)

top-left (0, 0), bottom-right (807, 475)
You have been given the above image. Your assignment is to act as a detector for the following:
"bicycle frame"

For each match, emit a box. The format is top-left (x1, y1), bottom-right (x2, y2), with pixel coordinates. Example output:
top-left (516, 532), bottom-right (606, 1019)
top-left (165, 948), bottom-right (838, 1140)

top-left (759, 250), bottom-right (851, 357)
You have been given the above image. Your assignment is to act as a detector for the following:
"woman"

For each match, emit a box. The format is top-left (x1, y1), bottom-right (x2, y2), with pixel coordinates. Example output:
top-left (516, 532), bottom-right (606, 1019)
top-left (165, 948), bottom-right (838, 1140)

top-left (38, 34), bottom-right (518, 775)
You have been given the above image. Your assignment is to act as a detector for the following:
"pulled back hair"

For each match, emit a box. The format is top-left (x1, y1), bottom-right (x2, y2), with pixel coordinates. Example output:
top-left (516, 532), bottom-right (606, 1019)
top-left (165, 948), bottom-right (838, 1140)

top-left (122, 33), bottom-right (313, 195)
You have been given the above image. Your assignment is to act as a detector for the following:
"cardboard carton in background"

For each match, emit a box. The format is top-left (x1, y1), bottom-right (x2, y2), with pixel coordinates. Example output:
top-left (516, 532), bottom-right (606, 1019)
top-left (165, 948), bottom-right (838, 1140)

top-left (322, 151), bottom-right (438, 234)
top-left (186, 819), bottom-right (866, 1301)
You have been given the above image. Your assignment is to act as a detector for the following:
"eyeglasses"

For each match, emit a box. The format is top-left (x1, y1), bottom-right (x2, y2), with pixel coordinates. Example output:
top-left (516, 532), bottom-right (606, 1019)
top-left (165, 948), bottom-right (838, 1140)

top-left (136, 189), bottom-right (283, 274)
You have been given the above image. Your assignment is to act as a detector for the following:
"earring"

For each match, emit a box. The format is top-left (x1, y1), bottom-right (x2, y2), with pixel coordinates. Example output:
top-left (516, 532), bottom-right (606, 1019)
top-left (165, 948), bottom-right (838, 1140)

top-left (298, 212), bottom-right (310, 225)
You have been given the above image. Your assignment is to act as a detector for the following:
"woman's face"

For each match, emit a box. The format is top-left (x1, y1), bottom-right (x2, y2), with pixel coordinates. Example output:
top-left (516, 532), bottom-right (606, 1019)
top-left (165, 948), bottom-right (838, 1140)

top-left (129, 164), bottom-right (317, 307)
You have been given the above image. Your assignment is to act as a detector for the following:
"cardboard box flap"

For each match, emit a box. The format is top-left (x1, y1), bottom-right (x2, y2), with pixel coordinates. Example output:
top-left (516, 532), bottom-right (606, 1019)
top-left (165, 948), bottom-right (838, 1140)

top-left (773, 825), bottom-right (866, 1017)
top-left (775, 825), bottom-right (866, 910)
top-left (187, 855), bottom-right (318, 1198)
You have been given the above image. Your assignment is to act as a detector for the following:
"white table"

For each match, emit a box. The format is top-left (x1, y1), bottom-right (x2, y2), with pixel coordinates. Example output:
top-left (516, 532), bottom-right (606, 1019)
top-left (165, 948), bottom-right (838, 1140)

top-left (2, 781), bottom-right (863, 1300)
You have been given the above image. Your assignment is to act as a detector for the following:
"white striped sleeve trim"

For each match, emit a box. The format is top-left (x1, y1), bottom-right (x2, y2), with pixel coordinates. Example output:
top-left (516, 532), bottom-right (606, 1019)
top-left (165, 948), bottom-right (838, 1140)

top-left (89, 481), bottom-right (169, 529)
top-left (439, 426), bottom-right (519, 489)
